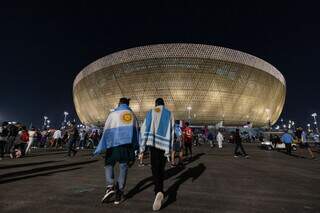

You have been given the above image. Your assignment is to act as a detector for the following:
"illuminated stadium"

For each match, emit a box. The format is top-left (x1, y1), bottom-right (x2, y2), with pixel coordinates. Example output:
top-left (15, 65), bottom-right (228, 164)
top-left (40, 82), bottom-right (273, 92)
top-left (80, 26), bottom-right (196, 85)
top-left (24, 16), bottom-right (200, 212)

top-left (73, 43), bottom-right (286, 127)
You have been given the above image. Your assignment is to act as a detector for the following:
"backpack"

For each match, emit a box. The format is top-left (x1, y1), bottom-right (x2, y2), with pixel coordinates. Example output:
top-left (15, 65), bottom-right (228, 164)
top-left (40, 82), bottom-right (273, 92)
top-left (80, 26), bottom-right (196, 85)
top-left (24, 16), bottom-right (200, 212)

top-left (20, 131), bottom-right (29, 142)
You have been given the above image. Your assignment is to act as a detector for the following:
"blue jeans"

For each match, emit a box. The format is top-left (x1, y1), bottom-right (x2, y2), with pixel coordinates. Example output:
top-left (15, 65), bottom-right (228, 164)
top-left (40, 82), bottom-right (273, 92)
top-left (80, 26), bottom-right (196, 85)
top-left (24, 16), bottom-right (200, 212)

top-left (105, 163), bottom-right (128, 191)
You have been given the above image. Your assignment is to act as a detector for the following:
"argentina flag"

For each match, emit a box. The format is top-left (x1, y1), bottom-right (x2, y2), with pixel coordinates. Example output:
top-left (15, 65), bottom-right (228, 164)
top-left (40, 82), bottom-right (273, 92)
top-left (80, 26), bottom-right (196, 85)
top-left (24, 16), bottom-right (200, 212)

top-left (140, 105), bottom-right (174, 156)
top-left (94, 104), bottom-right (139, 155)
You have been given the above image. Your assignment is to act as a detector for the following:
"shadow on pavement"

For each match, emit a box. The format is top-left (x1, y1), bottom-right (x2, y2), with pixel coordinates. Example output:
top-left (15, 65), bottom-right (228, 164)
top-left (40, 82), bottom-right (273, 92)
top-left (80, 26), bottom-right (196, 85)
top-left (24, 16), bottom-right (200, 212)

top-left (0, 160), bottom-right (63, 169)
top-left (278, 150), bottom-right (301, 158)
top-left (0, 167), bottom-right (82, 184)
top-left (0, 159), bottom-right (98, 180)
top-left (162, 163), bottom-right (206, 209)
top-left (124, 153), bottom-right (205, 201)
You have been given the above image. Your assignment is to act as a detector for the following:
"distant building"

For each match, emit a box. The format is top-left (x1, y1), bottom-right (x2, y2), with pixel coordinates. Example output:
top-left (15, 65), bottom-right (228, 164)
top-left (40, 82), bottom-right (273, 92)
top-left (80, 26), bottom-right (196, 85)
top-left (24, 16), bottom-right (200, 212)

top-left (73, 43), bottom-right (285, 127)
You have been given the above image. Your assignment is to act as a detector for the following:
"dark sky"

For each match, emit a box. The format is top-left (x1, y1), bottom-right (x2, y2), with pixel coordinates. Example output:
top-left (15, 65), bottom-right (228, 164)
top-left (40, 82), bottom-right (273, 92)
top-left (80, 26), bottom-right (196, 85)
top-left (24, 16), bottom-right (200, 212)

top-left (1, 1), bottom-right (319, 128)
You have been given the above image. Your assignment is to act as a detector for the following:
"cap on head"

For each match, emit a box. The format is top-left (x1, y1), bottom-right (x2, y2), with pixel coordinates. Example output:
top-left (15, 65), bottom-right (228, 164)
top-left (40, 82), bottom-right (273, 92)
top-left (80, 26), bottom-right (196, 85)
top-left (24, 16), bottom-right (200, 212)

top-left (119, 97), bottom-right (130, 106)
top-left (155, 98), bottom-right (165, 106)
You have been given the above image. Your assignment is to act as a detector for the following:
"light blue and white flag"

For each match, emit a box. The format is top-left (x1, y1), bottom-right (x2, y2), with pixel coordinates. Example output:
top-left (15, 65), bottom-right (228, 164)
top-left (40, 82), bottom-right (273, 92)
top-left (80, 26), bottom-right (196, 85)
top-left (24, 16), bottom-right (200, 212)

top-left (140, 105), bottom-right (174, 156)
top-left (94, 104), bottom-right (139, 155)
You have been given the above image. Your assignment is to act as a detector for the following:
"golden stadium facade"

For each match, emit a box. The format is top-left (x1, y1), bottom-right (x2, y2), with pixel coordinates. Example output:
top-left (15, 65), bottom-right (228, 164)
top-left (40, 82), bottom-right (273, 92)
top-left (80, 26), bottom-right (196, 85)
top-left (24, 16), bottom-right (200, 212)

top-left (73, 43), bottom-right (286, 127)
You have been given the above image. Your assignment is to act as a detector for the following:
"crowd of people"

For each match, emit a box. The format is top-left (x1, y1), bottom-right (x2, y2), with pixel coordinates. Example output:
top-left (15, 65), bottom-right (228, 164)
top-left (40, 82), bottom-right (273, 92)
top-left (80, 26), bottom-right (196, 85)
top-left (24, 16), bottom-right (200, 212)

top-left (0, 121), bottom-right (102, 160)
top-left (1, 97), bottom-right (318, 211)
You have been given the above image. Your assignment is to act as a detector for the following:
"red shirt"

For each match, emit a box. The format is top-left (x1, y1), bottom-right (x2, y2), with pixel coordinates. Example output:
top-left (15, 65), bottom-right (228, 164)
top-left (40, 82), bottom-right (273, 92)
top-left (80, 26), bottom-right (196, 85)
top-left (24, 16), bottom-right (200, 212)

top-left (183, 127), bottom-right (193, 143)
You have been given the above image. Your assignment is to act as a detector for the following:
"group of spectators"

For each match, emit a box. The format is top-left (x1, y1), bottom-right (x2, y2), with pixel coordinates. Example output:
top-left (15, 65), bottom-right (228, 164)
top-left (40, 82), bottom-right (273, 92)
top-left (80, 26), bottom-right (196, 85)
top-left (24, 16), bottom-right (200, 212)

top-left (0, 121), bottom-right (102, 160)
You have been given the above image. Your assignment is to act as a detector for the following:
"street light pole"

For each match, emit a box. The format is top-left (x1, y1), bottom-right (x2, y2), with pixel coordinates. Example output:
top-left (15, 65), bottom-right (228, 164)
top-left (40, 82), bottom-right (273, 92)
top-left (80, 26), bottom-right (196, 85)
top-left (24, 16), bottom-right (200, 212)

top-left (311, 113), bottom-right (319, 134)
top-left (307, 123), bottom-right (311, 132)
top-left (43, 116), bottom-right (48, 129)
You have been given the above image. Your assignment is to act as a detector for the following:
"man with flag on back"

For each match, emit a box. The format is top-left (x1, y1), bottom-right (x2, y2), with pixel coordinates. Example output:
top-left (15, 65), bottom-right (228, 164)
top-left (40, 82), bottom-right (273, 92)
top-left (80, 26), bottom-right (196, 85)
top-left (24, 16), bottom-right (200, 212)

top-left (140, 98), bottom-right (175, 211)
top-left (94, 97), bottom-right (139, 205)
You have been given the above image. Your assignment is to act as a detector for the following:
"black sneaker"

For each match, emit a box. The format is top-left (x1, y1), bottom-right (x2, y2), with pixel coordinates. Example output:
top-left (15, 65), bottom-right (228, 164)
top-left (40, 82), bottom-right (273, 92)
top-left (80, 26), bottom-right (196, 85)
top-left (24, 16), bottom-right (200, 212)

top-left (114, 190), bottom-right (123, 205)
top-left (101, 186), bottom-right (115, 203)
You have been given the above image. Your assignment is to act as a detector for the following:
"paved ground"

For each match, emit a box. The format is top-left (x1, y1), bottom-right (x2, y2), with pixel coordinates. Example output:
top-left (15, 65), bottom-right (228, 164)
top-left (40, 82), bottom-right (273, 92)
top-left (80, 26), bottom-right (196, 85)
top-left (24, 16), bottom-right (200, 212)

top-left (0, 144), bottom-right (320, 213)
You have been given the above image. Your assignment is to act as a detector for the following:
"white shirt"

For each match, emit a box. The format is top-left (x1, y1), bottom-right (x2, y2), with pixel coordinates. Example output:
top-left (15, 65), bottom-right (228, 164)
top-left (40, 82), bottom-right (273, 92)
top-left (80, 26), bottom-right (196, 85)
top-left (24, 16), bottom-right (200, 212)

top-left (53, 130), bottom-right (62, 139)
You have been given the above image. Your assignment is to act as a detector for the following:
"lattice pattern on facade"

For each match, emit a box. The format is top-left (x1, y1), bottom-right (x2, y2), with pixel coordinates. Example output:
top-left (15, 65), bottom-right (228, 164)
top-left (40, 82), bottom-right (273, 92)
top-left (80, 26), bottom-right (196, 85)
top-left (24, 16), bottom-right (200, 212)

top-left (73, 44), bottom-right (286, 127)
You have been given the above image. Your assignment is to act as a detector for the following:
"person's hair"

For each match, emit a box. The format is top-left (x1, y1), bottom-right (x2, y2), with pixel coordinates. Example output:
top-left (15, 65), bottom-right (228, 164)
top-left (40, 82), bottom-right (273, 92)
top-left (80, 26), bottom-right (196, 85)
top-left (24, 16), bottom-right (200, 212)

top-left (119, 97), bottom-right (130, 106)
top-left (185, 122), bottom-right (190, 127)
top-left (71, 121), bottom-right (76, 126)
top-left (155, 98), bottom-right (165, 106)
top-left (21, 125), bottom-right (27, 130)
top-left (2, 121), bottom-right (8, 126)
top-left (236, 128), bottom-right (240, 133)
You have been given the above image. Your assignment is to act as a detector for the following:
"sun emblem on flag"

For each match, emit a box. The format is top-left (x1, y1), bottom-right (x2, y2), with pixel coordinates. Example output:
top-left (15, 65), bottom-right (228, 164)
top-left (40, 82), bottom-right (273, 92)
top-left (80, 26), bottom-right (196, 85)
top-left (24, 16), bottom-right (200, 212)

top-left (155, 107), bottom-right (161, 113)
top-left (121, 112), bottom-right (133, 123)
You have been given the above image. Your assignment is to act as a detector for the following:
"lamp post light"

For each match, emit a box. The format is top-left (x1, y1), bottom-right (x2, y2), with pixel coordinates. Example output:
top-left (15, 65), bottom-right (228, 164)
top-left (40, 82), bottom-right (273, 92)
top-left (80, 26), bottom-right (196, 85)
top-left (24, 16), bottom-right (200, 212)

top-left (43, 116), bottom-right (48, 129)
top-left (64, 111), bottom-right (69, 123)
top-left (311, 113), bottom-right (319, 134)
top-left (307, 123), bottom-right (311, 132)
top-left (43, 116), bottom-right (48, 125)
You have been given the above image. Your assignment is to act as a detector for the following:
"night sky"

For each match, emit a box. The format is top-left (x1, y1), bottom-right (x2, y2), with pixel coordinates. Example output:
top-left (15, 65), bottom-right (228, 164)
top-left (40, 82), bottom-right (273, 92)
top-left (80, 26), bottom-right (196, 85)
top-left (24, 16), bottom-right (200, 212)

top-left (1, 1), bottom-right (319, 128)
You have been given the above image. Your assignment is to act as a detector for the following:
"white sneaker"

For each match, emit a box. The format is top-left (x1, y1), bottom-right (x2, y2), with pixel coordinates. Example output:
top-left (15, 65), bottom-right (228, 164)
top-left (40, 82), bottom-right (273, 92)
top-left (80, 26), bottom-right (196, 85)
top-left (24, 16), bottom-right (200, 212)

top-left (101, 186), bottom-right (115, 203)
top-left (153, 192), bottom-right (164, 211)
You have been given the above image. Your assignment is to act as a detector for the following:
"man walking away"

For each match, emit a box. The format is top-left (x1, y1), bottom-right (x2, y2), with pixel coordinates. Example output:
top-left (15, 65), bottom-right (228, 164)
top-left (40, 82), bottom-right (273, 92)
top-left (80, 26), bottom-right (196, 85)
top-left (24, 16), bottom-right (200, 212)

top-left (0, 122), bottom-right (9, 160)
top-left (217, 130), bottom-right (224, 149)
top-left (140, 98), bottom-right (174, 211)
top-left (183, 122), bottom-right (193, 159)
top-left (281, 129), bottom-right (294, 155)
top-left (234, 129), bottom-right (249, 158)
top-left (94, 97), bottom-right (139, 205)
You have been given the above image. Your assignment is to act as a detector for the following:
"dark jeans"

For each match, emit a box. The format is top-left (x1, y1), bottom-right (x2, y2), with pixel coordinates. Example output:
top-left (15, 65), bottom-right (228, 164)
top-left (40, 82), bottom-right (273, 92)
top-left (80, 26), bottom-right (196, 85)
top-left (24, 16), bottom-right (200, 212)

top-left (68, 139), bottom-right (77, 156)
top-left (184, 142), bottom-right (192, 157)
top-left (234, 142), bottom-right (247, 155)
top-left (150, 147), bottom-right (166, 194)
top-left (285, 143), bottom-right (292, 155)
top-left (0, 140), bottom-right (6, 158)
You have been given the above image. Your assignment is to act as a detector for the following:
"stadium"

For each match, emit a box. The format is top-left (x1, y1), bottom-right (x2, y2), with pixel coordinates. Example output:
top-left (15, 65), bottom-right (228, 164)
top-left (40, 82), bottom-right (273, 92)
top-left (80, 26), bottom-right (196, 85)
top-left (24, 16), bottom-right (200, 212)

top-left (73, 43), bottom-right (286, 127)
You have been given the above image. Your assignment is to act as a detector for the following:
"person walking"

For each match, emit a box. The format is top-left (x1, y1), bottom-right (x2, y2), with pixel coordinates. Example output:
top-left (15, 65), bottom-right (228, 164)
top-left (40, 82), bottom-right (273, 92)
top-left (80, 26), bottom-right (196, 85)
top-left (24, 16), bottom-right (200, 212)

top-left (217, 130), bottom-right (224, 149)
top-left (25, 127), bottom-right (36, 153)
top-left (233, 129), bottom-right (249, 158)
top-left (52, 128), bottom-right (62, 149)
top-left (67, 122), bottom-right (79, 157)
top-left (299, 129), bottom-right (315, 159)
top-left (183, 122), bottom-right (193, 159)
top-left (0, 122), bottom-right (9, 160)
top-left (171, 121), bottom-right (183, 166)
top-left (140, 98), bottom-right (174, 211)
top-left (207, 131), bottom-right (214, 148)
top-left (94, 97), bottom-right (139, 205)
top-left (281, 129), bottom-right (294, 155)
